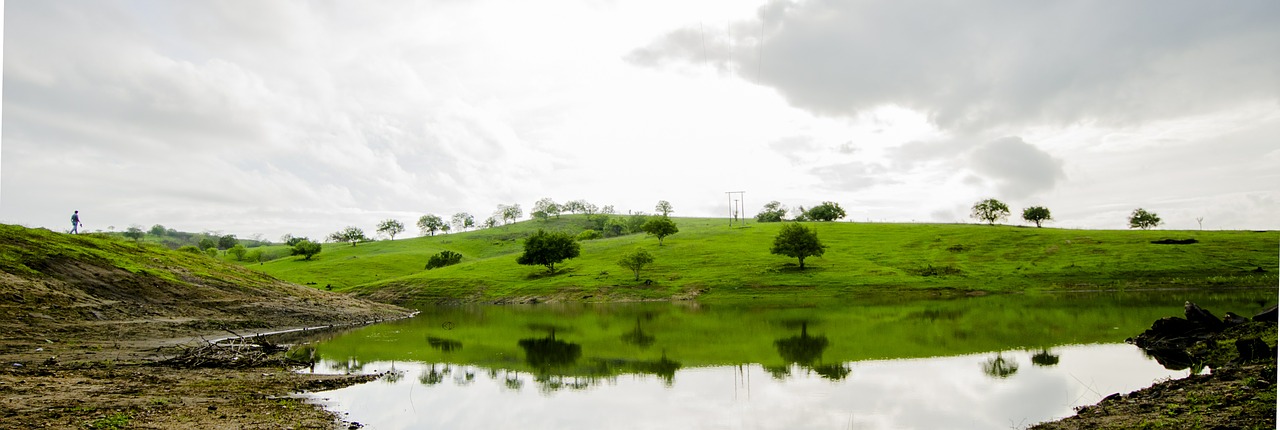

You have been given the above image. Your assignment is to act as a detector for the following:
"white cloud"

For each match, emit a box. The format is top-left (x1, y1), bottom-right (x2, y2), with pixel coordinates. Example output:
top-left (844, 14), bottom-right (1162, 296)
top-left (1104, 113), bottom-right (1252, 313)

top-left (631, 0), bottom-right (1280, 132)
top-left (2, 0), bottom-right (1277, 239)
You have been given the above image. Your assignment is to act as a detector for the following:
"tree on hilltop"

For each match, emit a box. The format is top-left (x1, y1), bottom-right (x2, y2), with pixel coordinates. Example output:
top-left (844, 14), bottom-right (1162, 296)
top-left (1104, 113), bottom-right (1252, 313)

top-left (1021, 206), bottom-right (1052, 228)
top-left (534, 198), bottom-right (562, 219)
top-left (451, 212), bottom-right (475, 232)
top-left (805, 202), bottom-right (846, 222)
top-left (516, 229), bottom-right (580, 273)
top-left (655, 200), bottom-right (674, 217)
top-left (377, 219), bottom-right (405, 240)
top-left (418, 214), bottom-right (445, 236)
top-left (1128, 208), bottom-right (1162, 230)
top-left (971, 198), bottom-right (1010, 225)
top-left (328, 226), bottom-right (367, 246)
top-left (771, 223), bottom-right (826, 269)
top-left (756, 201), bottom-right (787, 223)
top-left (496, 204), bottom-right (523, 225)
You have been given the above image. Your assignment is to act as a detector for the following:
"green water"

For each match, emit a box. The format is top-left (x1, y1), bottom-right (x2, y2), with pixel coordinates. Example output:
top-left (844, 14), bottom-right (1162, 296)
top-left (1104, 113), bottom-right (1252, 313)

top-left (303, 289), bottom-right (1275, 429)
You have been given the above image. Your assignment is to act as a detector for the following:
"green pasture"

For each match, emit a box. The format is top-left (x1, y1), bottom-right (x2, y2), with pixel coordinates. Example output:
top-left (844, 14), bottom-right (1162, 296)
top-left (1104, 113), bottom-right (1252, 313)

top-left (246, 216), bottom-right (1279, 304)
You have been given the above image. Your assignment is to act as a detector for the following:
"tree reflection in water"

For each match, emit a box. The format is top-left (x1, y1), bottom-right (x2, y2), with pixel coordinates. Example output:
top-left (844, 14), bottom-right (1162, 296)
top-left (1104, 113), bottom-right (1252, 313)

top-left (620, 318), bottom-right (656, 349)
top-left (419, 363), bottom-right (448, 386)
top-left (426, 336), bottom-right (462, 353)
top-left (982, 353), bottom-right (1019, 378)
top-left (518, 329), bottom-right (583, 369)
top-left (1030, 348), bottom-right (1060, 367)
top-left (773, 321), bottom-right (851, 381)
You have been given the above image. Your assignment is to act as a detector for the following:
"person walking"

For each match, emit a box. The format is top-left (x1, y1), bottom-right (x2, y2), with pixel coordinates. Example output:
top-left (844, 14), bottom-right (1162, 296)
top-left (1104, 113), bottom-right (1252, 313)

top-left (71, 210), bottom-right (81, 234)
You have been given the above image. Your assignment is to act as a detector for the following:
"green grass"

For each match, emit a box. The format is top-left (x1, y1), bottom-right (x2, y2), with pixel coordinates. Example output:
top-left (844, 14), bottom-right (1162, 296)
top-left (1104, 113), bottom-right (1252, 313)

top-left (245, 215), bottom-right (1279, 304)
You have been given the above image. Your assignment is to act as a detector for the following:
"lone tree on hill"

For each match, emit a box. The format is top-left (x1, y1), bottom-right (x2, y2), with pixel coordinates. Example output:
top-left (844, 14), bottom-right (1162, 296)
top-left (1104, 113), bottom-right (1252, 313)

top-left (805, 201), bottom-right (847, 222)
top-left (655, 200), bottom-right (674, 217)
top-left (1021, 206), bottom-right (1052, 228)
top-left (516, 229), bottom-right (581, 273)
top-left (771, 223), bottom-right (827, 269)
top-left (417, 214), bottom-right (445, 236)
top-left (756, 201), bottom-right (788, 222)
top-left (641, 217), bottom-right (679, 246)
top-left (617, 248), bottom-right (655, 281)
top-left (377, 219), bottom-right (405, 240)
top-left (971, 198), bottom-right (1010, 225)
top-left (1128, 208), bottom-right (1162, 230)
top-left (291, 240), bottom-right (322, 260)
top-left (329, 226), bottom-right (367, 246)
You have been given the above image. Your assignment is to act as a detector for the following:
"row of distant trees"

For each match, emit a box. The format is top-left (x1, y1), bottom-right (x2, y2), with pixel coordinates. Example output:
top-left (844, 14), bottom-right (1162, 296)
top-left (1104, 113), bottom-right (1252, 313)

top-left (353, 198), bottom-right (675, 244)
top-left (968, 198), bottom-right (1163, 230)
top-left (755, 198), bottom-right (1165, 230)
top-left (515, 204), bottom-right (680, 279)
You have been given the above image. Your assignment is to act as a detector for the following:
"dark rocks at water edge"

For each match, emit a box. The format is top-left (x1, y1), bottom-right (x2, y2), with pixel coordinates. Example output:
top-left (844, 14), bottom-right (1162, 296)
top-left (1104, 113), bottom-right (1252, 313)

top-left (1126, 301), bottom-right (1277, 371)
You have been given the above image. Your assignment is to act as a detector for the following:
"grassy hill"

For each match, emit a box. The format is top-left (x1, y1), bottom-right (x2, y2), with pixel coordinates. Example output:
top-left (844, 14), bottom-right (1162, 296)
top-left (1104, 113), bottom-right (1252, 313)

top-left (0, 224), bottom-right (407, 342)
top-left (245, 215), bottom-right (1278, 304)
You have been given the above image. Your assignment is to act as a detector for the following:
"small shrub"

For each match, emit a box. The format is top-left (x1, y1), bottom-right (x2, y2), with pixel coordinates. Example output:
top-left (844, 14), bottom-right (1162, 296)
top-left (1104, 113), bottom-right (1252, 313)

top-left (911, 264), bottom-right (963, 277)
top-left (177, 245), bottom-right (202, 254)
top-left (90, 412), bottom-right (131, 430)
top-left (425, 250), bottom-right (463, 270)
top-left (576, 229), bottom-right (602, 241)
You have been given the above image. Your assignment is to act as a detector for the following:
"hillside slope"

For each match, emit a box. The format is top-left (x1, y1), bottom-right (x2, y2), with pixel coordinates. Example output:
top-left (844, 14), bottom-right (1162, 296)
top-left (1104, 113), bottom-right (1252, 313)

top-left (248, 216), bottom-right (1278, 304)
top-left (0, 224), bottom-right (408, 347)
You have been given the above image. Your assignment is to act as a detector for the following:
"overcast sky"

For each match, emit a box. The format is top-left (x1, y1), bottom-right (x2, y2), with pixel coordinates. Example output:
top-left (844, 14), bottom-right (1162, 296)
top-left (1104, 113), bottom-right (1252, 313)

top-left (3, 0), bottom-right (1278, 241)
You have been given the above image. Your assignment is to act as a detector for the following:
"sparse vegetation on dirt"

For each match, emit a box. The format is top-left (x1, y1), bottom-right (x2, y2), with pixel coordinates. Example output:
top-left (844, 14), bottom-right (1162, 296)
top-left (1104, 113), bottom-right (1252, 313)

top-left (0, 224), bottom-right (411, 429)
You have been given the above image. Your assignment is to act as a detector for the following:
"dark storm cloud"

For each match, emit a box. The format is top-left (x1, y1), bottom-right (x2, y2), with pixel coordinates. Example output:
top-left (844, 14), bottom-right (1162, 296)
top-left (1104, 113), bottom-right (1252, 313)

top-left (630, 0), bottom-right (1280, 131)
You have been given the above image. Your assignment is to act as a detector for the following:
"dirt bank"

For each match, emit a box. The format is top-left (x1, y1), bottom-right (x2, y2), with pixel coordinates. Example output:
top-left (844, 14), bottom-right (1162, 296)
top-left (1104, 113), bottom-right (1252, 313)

top-left (0, 226), bottom-right (413, 429)
top-left (0, 312), bottom-right (409, 430)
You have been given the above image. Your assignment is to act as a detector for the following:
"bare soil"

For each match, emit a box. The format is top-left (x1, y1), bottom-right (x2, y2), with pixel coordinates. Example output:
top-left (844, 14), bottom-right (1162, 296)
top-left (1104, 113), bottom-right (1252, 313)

top-left (0, 236), bottom-right (412, 429)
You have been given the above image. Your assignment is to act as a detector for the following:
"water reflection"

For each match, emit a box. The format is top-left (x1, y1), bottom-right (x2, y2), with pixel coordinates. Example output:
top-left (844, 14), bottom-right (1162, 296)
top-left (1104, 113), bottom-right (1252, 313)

top-left (518, 330), bottom-right (582, 369)
top-left (771, 320), bottom-right (851, 381)
top-left (307, 345), bottom-right (1191, 430)
top-left (619, 318), bottom-right (656, 349)
top-left (1030, 349), bottom-right (1060, 367)
top-left (426, 336), bottom-right (462, 353)
top-left (981, 353), bottom-right (1019, 378)
top-left (301, 290), bottom-right (1272, 429)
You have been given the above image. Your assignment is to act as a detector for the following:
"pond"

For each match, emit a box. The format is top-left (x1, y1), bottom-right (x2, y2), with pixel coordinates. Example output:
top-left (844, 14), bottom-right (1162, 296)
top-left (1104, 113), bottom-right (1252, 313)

top-left (299, 290), bottom-right (1273, 430)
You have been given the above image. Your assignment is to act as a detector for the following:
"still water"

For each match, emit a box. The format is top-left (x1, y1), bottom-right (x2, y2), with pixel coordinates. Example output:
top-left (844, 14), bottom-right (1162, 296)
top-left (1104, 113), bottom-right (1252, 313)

top-left (300, 290), bottom-right (1273, 430)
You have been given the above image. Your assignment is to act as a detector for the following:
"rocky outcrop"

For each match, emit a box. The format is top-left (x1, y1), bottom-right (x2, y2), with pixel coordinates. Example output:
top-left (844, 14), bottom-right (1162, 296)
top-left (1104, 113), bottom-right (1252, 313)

top-left (1126, 301), bottom-right (1276, 371)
